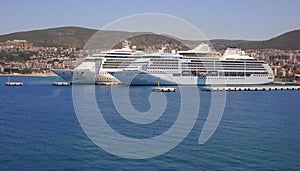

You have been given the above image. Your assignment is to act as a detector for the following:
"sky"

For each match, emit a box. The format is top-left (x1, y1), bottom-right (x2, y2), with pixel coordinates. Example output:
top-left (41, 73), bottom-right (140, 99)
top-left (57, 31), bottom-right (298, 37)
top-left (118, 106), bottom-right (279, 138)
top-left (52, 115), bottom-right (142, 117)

top-left (0, 0), bottom-right (299, 40)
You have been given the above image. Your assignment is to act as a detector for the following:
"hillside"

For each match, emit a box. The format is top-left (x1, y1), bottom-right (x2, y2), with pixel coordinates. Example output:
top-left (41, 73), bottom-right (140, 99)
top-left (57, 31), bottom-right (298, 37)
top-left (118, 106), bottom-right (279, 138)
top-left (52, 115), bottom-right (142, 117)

top-left (0, 27), bottom-right (186, 50)
top-left (210, 29), bottom-right (300, 50)
top-left (260, 29), bottom-right (300, 49)
top-left (0, 26), bottom-right (299, 50)
top-left (0, 26), bottom-right (98, 48)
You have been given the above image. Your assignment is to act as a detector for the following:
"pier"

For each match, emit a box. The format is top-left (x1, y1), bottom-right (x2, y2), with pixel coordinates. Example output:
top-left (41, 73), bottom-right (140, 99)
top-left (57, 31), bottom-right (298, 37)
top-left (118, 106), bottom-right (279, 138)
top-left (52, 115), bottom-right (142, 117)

top-left (52, 82), bottom-right (71, 86)
top-left (5, 82), bottom-right (23, 86)
top-left (152, 78), bottom-right (176, 92)
top-left (153, 87), bottom-right (176, 92)
top-left (201, 85), bottom-right (300, 91)
top-left (5, 75), bottom-right (23, 86)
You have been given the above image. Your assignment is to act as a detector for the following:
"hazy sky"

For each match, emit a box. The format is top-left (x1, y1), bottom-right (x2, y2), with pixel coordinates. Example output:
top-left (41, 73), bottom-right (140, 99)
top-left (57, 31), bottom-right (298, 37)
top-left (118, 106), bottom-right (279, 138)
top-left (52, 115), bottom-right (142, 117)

top-left (1, 0), bottom-right (299, 40)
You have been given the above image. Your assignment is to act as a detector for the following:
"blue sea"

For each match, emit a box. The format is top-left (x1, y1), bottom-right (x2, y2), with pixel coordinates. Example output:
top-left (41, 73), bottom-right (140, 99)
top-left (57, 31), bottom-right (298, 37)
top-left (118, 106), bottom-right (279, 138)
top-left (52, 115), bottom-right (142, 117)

top-left (0, 76), bottom-right (299, 170)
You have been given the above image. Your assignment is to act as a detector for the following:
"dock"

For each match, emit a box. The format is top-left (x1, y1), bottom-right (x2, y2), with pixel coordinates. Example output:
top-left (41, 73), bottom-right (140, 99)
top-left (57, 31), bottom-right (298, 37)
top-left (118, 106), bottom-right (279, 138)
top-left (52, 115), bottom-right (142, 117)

top-left (152, 78), bottom-right (176, 92)
top-left (201, 85), bottom-right (300, 91)
top-left (5, 82), bottom-right (23, 86)
top-left (5, 75), bottom-right (23, 86)
top-left (153, 87), bottom-right (176, 92)
top-left (52, 82), bottom-right (71, 86)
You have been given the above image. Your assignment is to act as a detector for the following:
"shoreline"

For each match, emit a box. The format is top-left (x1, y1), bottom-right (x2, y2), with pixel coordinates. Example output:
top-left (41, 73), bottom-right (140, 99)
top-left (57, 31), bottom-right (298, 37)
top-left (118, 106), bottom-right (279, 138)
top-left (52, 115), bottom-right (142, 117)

top-left (0, 74), bottom-right (298, 85)
top-left (0, 73), bottom-right (57, 77)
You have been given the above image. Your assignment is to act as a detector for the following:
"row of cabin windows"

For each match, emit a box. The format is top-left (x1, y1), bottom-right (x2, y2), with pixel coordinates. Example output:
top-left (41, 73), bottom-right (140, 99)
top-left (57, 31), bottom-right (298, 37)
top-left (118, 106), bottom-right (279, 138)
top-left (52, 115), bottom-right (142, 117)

top-left (149, 65), bottom-right (179, 67)
top-left (103, 62), bottom-right (131, 65)
top-left (151, 59), bottom-right (179, 61)
top-left (149, 64), bottom-right (264, 68)
top-left (187, 61), bottom-right (264, 65)
top-left (183, 63), bottom-right (264, 66)
top-left (182, 67), bottom-right (265, 71)
top-left (182, 66), bottom-right (265, 69)
top-left (148, 67), bottom-right (178, 70)
top-left (105, 59), bottom-right (135, 61)
top-left (176, 71), bottom-right (268, 77)
top-left (182, 63), bottom-right (263, 67)
top-left (148, 70), bottom-right (178, 73)
top-left (103, 61), bottom-right (264, 66)
top-left (151, 62), bottom-right (179, 65)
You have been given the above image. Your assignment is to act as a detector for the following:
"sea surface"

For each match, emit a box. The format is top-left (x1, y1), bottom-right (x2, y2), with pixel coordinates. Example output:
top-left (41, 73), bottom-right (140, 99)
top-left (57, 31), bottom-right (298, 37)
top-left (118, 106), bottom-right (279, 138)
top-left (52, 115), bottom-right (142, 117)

top-left (0, 76), bottom-right (299, 170)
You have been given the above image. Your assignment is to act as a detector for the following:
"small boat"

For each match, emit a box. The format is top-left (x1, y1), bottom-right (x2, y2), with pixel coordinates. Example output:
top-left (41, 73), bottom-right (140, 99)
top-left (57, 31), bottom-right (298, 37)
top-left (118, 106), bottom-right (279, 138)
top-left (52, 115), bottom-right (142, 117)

top-left (52, 82), bottom-right (71, 86)
top-left (5, 73), bottom-right (23, 86)
top-left (153, 87), bottom-right (176, 92)
top-left (152, 78), bottom-right (176, 92)
top-left (5, 81), bottom-right (23, 86)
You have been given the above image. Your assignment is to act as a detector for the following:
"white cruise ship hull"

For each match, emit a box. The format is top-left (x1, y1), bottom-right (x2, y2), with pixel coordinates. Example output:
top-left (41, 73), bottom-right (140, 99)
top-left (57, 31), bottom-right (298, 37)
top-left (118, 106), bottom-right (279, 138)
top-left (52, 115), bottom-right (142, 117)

top-left (52, 69), bottom-right (96, 84)
top-left (110, 71), bottom-right (273, 86)
top-left (51, 69), bottom-right (73, 82)
top-left (52, 69), bottom-right (121, 84)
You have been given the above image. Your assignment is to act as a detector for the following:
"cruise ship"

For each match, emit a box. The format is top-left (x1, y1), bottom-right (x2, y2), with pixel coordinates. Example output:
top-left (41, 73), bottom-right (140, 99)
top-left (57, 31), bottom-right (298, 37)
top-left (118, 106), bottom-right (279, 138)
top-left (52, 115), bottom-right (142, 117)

top-left (105, 45), bottom-right (274, 85)
top-left (52, 43), bottom-right (274, 85)
top-left (51, 41), bottom-right (143, 84)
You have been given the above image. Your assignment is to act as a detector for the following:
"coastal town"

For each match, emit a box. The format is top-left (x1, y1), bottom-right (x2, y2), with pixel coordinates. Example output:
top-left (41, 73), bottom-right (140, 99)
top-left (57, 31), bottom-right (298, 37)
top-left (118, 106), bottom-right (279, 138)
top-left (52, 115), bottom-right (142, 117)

top-left (0, 39), bottom-right (299, 82)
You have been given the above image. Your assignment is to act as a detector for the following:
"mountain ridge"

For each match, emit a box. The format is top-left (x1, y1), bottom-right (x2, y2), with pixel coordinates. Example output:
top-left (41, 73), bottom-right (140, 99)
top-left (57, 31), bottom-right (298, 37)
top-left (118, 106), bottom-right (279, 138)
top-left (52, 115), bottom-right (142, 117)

top-left (210, 29), bottom-right (300, 50)
top-left (0, 26), bottom-right (299, 50)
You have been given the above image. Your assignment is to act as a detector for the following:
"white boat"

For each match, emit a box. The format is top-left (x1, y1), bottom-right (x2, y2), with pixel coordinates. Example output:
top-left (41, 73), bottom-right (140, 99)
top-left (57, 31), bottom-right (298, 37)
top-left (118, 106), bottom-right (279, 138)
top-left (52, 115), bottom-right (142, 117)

top-left (153, 87), bottom-right (176, 92)
top-left (5, 68), bottom-right (23, 86)
top-left (52, 42), bottom-right (274, 86)
top-left (152, 78), bottom-right (176, 92)
top-left (51, 41), bottom-right (141, 84)
top-left (106, 45), bottom-right (274, 86)
top-left (5, 82), bottom-right (23, 86)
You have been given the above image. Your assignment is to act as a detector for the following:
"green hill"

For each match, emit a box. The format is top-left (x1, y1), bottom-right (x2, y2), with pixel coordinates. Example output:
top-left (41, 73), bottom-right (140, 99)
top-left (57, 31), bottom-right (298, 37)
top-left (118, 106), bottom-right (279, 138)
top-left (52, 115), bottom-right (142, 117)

top-left (0, 27), bottom-right (184, 49)
top-left (260, 29), bottom-right (300, 49)
top-left (0, 26), bottom-right (98, 48)
top-left (0, 26), bottom-right (191, 50)
top-left (0, 26), bottom-right (299, 50)
top-left (210, 29), bottom-right (300, 50)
